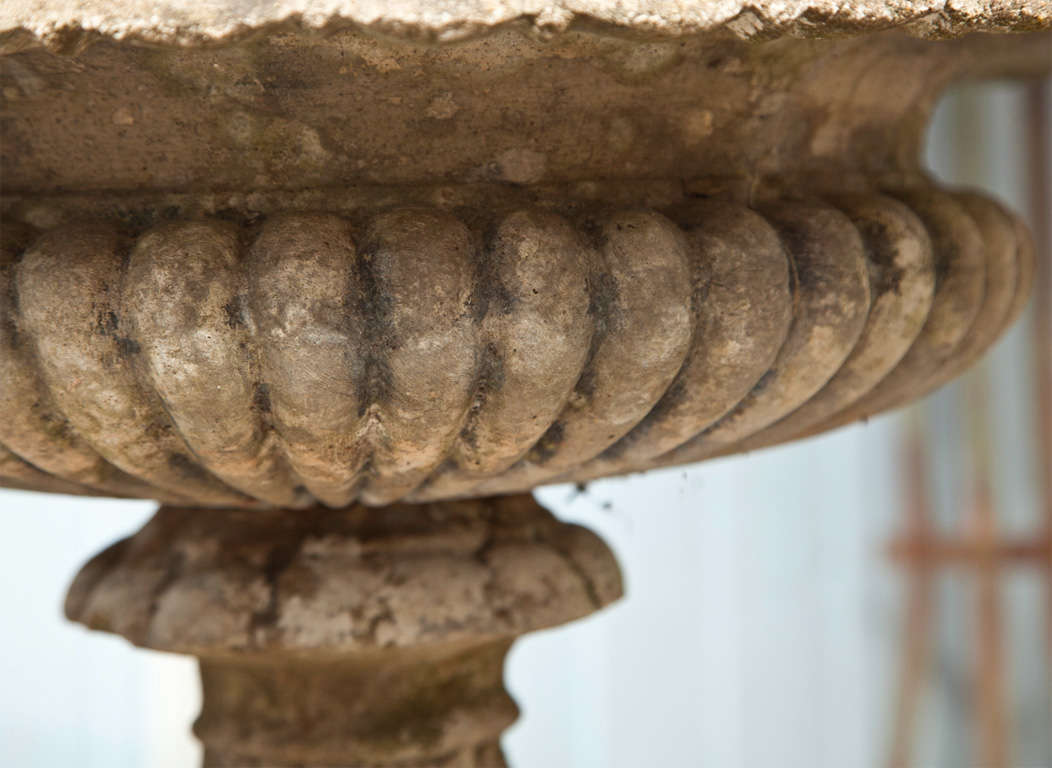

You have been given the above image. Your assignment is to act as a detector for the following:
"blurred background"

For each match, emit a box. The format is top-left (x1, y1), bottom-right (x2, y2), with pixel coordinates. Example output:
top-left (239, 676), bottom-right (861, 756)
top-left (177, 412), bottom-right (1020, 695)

top-left (0, 76), bottom-right (1048, 768)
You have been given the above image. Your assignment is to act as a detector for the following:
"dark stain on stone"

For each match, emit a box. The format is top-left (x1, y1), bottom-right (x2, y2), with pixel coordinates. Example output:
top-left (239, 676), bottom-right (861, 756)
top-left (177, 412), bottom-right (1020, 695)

top-left (467, 228), bottom-right (515, 322)
top-left (529, 420), bottom-right (564, 464)
top-left (32, 399), bottom-right (75, 442)
top-left (774, 221), bottom-right (825, 295)
top-left (93, 308), bottom-right (140, 357)
top-left (573, 365), bottom-right (598, 400)
top-left (430, 458), bottom-right (460, 479)
top-left (223, 296), bottom-right (246, 329)
top-left (116, 207), bottom-right (166, 234)
top-left (586, 269), bottom-right (618, 331)
top-left (145, 419), bottom-right (173, 440)
top-left (117, 240), bottom-right (133, 274)
top-left (657, 374), bottom-right (690, 410)
top-left (597, 432), bottom-right (629, 460)
top-left (1, 259), bottom-right (22, 350)
top-left (249, 532), bottom-right (307, 635)
top-left (854, 218), bottom-right (907, 296)
top-left (350, 240), bottom-right (396, 415)
top-left (252, 381), bottom-right (272, 415)
top-left (889, 196), bottom-right (947, 288)
top-left (362, 596), bottom-right (396, 644)
top-left (96, 309), bottom-right (119, 337)
top-left (749, 367), bottom-right (778, 395)
top-left (604, 370), bottom-right (687, 461)
top-left (572, 263), bottom-right (618, 401)
top-left (115, 335), bottom-right (141, 358)
top-left (932, 239), bottom-right (955, 288)
top-left (358, 358), bottom-right (393, 417)
top-left (167, 452), bottom-right (210, 482)
top-left (578, 215), bottom-right (610, 251)
top-left (459, 343), bottom-right (505, 452)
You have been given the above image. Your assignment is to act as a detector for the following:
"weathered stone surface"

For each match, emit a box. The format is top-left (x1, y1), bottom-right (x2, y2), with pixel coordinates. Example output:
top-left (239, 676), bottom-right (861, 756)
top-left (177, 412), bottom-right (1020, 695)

top-left (1, 0), bottom-right (1048, 47)
top-left (65, 493), bottom-right (622, 766)
top-left (66, 494), bottom-right (622, 651)
top-left (792, 189), bottom-right (1030, 440)
top-left (2, 5), bottom-right (1044, 766)
top-left (0, 190), bottom-right (1033, 506)
top-left (196, 649), bottom-right (516, 767)
top-left (721, 195), bottom-right (937, 455)
top-left (1, 27), bottom-right (1049, 202)
top-left (1, 15), bottom-right (1047, 508)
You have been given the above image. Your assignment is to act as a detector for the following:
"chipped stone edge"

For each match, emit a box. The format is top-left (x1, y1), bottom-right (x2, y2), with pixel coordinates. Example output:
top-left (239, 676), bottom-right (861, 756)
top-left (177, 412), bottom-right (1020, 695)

top-left (0, 0), bottom-right (1049, 54)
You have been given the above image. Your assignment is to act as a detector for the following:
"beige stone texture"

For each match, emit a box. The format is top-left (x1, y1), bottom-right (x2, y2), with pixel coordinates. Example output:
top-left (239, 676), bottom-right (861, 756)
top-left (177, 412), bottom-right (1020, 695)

top-left (0, 186), bottom-right (1037, 504)
top-left (1, 3), bottom-right (1047, 765)
top-left (65, 493), bottom-right (622, 766)
top-left (1, 0), bottom-right (1049, 47)
top-left (0, 19), bottom-right (1047, 504)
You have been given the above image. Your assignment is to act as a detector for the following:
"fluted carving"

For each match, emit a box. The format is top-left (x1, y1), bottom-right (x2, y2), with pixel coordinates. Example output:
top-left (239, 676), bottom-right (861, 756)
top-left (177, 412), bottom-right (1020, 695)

top-left (0, 188), bottom-right (1032, 507)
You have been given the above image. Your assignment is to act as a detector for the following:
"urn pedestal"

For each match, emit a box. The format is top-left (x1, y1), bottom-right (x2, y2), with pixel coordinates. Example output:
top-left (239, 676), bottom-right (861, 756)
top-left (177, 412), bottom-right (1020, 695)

top-left (65, 495), bottom-right (620, 766)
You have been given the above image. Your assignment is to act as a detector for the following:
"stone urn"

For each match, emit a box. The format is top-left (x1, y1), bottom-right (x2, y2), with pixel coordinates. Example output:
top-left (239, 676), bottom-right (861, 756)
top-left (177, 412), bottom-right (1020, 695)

top-left (0, 1), bottom-right (1048, 765)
